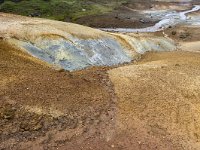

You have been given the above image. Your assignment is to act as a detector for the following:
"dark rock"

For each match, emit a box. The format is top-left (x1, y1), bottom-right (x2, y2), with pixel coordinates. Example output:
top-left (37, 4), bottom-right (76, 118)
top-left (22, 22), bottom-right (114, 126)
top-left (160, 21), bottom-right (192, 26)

top-left (20, 122), bottom-right (30, 131)
top-left (65, 17), bottom-right (72, 22)
top-left (171, 31), bottom-right (176, 35)
top-left (2, 106), bottom-right (16, 120)
top-left (175, 64), bottom-right (180, 67)
top-left (0, 0), bottom-right (4, 4)
top-left (179, 32), bottom-right (190, 39)
top-left (33, 123), bottom-right (43, 131)
top-left (29, 12), bottom-right (41, 17)
top-left (11, 0), bottom-right (22, 2)
top-left (58, 69), bottom-right (65, 72)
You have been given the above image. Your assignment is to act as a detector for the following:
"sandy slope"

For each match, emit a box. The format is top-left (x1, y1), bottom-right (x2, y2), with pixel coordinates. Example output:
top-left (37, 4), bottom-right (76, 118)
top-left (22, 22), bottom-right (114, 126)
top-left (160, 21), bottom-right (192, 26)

top-left (1, 38), bottom-right (200, 149)
top-left (109, 51), bottom-right (200, 150)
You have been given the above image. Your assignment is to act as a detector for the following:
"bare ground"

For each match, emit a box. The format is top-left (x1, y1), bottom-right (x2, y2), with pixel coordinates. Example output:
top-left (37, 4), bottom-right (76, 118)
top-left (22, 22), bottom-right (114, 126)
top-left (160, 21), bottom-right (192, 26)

top-left (0, 40), bottom-right (117, 150)
top-left (1, 34), bottom-right (200, 149)
top-left (76, 1), bottom-right (195, 28)
top-left (109, 51), bottom-right (200, 150)
top-left (76, 5), bottom-right (158, 28)
top-left (1, 1), bottom-right (200, 149)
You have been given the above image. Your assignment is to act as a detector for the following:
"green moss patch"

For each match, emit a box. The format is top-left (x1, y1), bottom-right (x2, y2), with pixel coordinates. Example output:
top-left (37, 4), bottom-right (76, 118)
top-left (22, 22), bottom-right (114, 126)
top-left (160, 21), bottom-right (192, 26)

top-left (0, 0), bottom-right (127, 21)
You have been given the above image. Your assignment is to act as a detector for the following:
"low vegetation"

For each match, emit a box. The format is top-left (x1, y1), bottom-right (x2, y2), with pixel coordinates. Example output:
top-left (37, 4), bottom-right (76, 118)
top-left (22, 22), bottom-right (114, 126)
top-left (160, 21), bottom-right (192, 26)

top-left (0, 0), bottom-right (128, 21)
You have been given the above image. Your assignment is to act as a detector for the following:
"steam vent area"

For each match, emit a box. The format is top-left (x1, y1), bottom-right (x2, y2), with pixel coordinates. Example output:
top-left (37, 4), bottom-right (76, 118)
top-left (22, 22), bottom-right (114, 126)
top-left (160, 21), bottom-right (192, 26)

top-left (1, 0), bottom-right (200, 149)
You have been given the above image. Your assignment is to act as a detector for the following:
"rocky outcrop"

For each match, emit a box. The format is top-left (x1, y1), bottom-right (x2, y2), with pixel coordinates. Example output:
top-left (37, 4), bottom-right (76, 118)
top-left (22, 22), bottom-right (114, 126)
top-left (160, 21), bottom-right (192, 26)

top-left (0, 13), bottom-right (176, 71)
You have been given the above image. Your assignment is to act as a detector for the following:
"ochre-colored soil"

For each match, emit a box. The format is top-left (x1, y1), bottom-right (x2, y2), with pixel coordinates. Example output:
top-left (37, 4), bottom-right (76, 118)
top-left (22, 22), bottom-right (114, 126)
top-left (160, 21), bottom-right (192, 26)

top-left (0, 40), bottom-right (117, 150)
top-left (109, 51), bottom-right (200, 150)
top-left (1, 4), bottom-right (200, 148)
top-left (0, 40), bottom-right (113, 116)
top-left (2, 37), bottom-right (200, 149)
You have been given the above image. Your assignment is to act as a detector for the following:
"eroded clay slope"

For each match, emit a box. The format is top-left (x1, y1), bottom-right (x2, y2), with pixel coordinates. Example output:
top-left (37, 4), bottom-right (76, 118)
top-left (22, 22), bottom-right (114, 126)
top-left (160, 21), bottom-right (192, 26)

top-left (0, 13), bottom-right (176, 71)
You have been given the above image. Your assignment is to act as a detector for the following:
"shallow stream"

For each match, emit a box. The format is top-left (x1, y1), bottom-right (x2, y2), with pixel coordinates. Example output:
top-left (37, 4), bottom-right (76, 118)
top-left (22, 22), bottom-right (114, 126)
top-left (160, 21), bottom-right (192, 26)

top-left (100, 5), bottom-right (200, 33)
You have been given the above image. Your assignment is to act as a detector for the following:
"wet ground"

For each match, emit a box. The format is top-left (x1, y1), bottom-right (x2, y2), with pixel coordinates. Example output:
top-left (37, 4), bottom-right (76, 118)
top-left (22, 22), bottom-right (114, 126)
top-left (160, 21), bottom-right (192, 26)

top-left (76, 5), bottom-right (158, 28)
top-left (76, 1), bottom-right (200, 29)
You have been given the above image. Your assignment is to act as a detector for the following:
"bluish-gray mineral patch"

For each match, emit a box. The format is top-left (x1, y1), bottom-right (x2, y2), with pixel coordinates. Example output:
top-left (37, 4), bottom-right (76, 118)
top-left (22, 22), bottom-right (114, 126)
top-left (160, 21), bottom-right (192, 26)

top-left (23, 37), bottom-right (132, 71)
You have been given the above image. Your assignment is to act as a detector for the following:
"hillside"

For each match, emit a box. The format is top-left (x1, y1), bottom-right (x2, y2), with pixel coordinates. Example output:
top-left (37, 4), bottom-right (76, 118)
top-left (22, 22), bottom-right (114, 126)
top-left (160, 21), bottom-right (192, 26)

top-left (0, 0), bottom-right (127, 21)
top-left (1, 0), bottom-right (200, 28)
top-left (1, 1), bottom-right (200, 150)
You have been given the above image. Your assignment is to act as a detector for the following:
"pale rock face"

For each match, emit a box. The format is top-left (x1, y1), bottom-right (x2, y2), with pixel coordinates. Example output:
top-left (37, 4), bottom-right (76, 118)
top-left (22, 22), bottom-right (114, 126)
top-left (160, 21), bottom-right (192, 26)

top-left (0, 13), bottom-right (176, 71)
top-left (22, 36), bottom-right (132, 71)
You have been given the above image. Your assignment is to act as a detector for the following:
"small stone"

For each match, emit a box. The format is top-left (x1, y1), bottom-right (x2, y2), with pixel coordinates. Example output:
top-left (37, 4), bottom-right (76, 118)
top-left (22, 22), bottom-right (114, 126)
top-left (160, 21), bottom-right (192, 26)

top-left (175, 64), bottom-right (180, 67)
top-left (171, 31), bottom-right (176, 35)
top-left (33, 123), bottom-right (43, 131)
top-left (161, 66), bottom-right (165, 69)
top-left (20, 123), bottom-right (30, 131)
top-left (3, 109), bottom-right (15, 120)
top-left (58, 69), bottom-right (65, 72)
